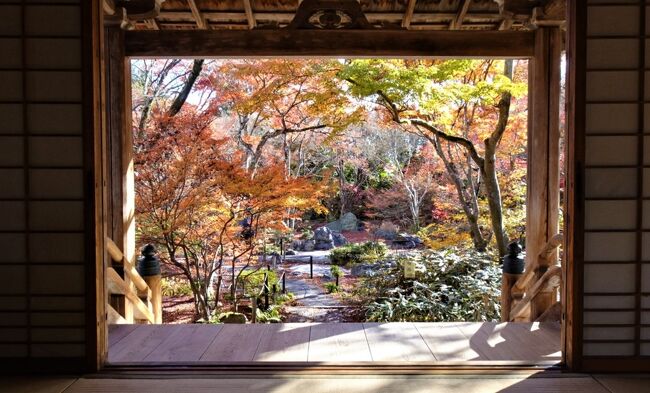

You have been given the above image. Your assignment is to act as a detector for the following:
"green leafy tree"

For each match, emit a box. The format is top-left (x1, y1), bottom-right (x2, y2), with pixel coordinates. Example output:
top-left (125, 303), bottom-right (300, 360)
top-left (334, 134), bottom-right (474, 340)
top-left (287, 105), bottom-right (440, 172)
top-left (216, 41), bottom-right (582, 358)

top-left (340, 59), bottom-right (526, 256)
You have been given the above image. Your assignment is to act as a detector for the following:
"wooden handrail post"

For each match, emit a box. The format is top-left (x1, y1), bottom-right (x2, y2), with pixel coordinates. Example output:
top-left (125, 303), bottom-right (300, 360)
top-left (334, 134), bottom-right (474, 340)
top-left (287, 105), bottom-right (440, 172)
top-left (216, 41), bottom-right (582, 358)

top-left (531, 234), bottom-right (563, 320)
top-left (501, 242), bottom-right (524, 322)
top-left (143, 274), bottom-right (162, 323)
top-left (137, 244), bottom-right (162, 324)
top-left (501, 271), bottom-right (522, 321)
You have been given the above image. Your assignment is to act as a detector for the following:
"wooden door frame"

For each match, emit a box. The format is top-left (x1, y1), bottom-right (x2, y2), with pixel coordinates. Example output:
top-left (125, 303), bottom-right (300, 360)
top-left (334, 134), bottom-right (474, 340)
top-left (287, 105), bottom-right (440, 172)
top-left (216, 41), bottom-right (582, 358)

top-left (94, 27), bottom-right (570, 371)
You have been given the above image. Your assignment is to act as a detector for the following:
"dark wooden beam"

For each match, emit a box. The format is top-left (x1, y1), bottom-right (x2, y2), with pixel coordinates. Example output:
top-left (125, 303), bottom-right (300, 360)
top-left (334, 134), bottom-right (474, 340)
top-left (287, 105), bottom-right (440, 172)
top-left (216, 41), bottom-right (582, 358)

top-left (531, 0), bottom-right (566, 28)
top-left (499, 0), bottom-right (544, 16)
top-left (543, 0), bottom-right (565, 20)
top-left (124, 29), bottom-right (535, 58)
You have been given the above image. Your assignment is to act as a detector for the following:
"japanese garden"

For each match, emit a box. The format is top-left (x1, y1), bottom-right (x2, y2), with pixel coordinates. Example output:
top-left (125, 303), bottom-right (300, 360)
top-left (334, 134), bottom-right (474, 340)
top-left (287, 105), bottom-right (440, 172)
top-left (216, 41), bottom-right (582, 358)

top-left (131, 58), bottom-right (540, 325)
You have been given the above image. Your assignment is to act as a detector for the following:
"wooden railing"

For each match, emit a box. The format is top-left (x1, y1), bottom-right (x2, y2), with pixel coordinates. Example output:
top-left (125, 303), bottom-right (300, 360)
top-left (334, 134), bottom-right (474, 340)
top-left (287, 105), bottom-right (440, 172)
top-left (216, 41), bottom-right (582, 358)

top-left (504, 234), bottom-right (563, 322)
top-left (106, 237), bottom-right (161, 324)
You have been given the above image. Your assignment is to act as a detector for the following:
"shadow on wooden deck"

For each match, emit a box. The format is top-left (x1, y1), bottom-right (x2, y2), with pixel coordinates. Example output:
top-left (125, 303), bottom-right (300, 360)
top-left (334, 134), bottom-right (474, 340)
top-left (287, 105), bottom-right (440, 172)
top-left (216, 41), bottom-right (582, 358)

top-left (107, 322), bottom-right (561, 366)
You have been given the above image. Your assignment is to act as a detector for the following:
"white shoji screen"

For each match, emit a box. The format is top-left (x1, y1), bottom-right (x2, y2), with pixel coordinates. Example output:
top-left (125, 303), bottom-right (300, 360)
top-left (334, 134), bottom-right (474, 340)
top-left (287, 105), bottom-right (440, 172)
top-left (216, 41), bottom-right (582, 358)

top-left (584, 0), bottom-right (650, 358)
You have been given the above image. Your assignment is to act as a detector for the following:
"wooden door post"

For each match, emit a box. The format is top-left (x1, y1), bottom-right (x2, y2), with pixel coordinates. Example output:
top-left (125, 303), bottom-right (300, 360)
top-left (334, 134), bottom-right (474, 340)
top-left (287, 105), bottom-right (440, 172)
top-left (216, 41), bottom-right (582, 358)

top-left (527, 27), bottom-right (563, 321)
top-left (106, 26), bottom-right (136, 322)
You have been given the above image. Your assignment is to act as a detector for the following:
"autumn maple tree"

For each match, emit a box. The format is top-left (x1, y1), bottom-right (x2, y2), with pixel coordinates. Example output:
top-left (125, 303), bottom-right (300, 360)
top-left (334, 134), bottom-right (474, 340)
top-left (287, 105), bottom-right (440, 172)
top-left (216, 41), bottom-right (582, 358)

top-left (135, 109), bottom-right (328, 319)
top-left (201, 60), bottom-right (363, 177)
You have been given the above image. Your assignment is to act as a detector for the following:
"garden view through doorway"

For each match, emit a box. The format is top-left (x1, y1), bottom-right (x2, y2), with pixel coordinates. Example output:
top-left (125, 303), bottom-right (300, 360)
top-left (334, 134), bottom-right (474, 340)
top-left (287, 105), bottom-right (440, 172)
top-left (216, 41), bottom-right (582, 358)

top-left (105, 57), bottom-right (563, 366)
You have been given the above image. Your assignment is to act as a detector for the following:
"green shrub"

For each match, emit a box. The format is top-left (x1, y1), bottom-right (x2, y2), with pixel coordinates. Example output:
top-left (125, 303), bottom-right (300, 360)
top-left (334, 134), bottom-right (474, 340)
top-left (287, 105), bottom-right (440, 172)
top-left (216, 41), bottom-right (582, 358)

top-left (300, 228), bottom-right (314, 240)
top-left (330, 265), bottom-right (343, 278)
top-left (258, 243), bottom-right (281, 255)
top-left (324, 282), bottom-right (340, 293)
top-left (275, 292), bottom-right (295, 306)
top-left (256, 305), bottom-right (282, 323)
top-left (358, 248), bottom-right (501, 322)
top-left (330, 241), bottom-right (388, 266)
top-left (240, 269), bottom-right (278, 297)
top-left (161, 277), bottom-right (193, 297)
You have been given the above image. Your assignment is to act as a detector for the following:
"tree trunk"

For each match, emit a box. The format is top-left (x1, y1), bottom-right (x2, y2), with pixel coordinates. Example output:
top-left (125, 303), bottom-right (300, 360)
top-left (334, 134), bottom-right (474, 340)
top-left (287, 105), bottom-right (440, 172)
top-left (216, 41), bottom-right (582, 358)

top-left (337, 159), bottom-right (347, 216)
top-left (482, 59), bottom-right (514, 257)
top-left (433, 138), bottom-right (487, 251)
top-left (167, 59), bottom-right (205, 117)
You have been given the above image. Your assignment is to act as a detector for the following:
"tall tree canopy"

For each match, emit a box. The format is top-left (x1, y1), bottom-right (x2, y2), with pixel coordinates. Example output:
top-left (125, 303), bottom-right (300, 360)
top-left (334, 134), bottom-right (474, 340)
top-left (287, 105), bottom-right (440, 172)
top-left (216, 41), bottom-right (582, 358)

top-left (340, 59), bottom-right (527, 255)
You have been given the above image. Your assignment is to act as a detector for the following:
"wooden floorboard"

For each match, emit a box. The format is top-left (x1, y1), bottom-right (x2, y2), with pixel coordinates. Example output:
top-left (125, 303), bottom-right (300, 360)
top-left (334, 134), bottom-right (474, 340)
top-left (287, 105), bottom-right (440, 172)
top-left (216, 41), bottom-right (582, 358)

top-left (57, 376), bottom-right (622, 393)
top-left (108, 324), bottom-right (138, 347)
top-left (5, 375), bottom-right (650, 393)
top-left (308, 323), bottom-right (372, 362)
top-left (107, 322), bottom-right (561, 365)
top-left (414, 322), bottom-right (482, 361)
top-left (108, 325), bottom-right (177, 363)
top-left (362, 323), bottom-right (436, 362)
top-left (144, 325), bottom-right (223, 362)
top-left (200, 324), bottom-right (268, 362)
top-left (253, 323), bottom-right (312, 362)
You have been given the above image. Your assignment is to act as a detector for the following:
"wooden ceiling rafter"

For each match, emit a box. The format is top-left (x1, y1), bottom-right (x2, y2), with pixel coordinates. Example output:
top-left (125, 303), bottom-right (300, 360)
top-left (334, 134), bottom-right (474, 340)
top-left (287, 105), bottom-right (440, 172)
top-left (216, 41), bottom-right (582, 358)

top-left (401, 0), bottom-right (417, 29)
top-left (498, 10), bottom-right (515, 31)
top-left (144, 18), bottom-right (161, 30)
top-left (243, 0), bottom-right (257, 29)
top-left (450, 0), bottom-right (471, 30)
top-left (187, 0), bottom-right (208, 29)
top-left (155, 11), bottom-right (511, 25)
top-left (106, 0), bottom-right (565, 32)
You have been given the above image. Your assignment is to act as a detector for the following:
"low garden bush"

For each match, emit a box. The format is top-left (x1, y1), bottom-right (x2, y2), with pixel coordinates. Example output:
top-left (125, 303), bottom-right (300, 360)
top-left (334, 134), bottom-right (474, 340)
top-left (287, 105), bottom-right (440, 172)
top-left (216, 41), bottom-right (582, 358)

top-left (330, 241), bottom-right (388, 266)
top-left (161, 277), bottom-right (194, 297)
top-left (358, 248), bottom-right (501, 322)
top-left (240, 268), bottom-right (278, 297)
top-left (324, 282), bottom-right (340, 293)
top-left (256, 304), bottom-right (282, 323)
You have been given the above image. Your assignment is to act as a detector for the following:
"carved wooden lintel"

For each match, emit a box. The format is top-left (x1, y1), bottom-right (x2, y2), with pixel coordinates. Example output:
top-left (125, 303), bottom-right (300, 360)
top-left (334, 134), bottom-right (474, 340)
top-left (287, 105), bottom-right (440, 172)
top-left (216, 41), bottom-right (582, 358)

top-left (286, 0), bottom-right (374, 30)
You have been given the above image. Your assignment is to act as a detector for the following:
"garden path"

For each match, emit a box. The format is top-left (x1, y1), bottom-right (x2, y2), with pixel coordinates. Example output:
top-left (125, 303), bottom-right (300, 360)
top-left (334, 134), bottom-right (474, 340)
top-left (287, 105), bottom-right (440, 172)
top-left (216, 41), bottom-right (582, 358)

top-left (280, 251), bottom-right (354, 322)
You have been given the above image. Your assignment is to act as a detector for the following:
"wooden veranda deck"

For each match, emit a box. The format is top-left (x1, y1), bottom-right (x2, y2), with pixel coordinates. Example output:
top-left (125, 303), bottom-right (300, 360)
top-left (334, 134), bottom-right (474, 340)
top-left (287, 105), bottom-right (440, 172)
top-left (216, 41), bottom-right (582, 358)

top-left (107, 322), bottom-right (561, 366)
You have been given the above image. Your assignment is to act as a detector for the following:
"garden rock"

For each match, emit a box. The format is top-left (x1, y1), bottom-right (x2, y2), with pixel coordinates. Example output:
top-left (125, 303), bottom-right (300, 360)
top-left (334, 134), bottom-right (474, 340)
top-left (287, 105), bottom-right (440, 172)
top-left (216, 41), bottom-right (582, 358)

top-left (331, 231), bottom-right (348, 247)
top-left (291, 239), bottom-right (304, 250)
top-left (326, 212), bottom-right (358, 232)
top-left (393, 233), bottom-right (423, 249)
top-left (339, 212), bottom-right (358, 231)
top-left (375, 221), bottom-right (399, 240)
top-left (219, 312), bottom-right (247, 324)
top-left (314, 226), bottom-right (335, 250)
top-left (303, 239), bottom-right (316, 251)
top-left (285, 249), bottom-right (297, 255)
